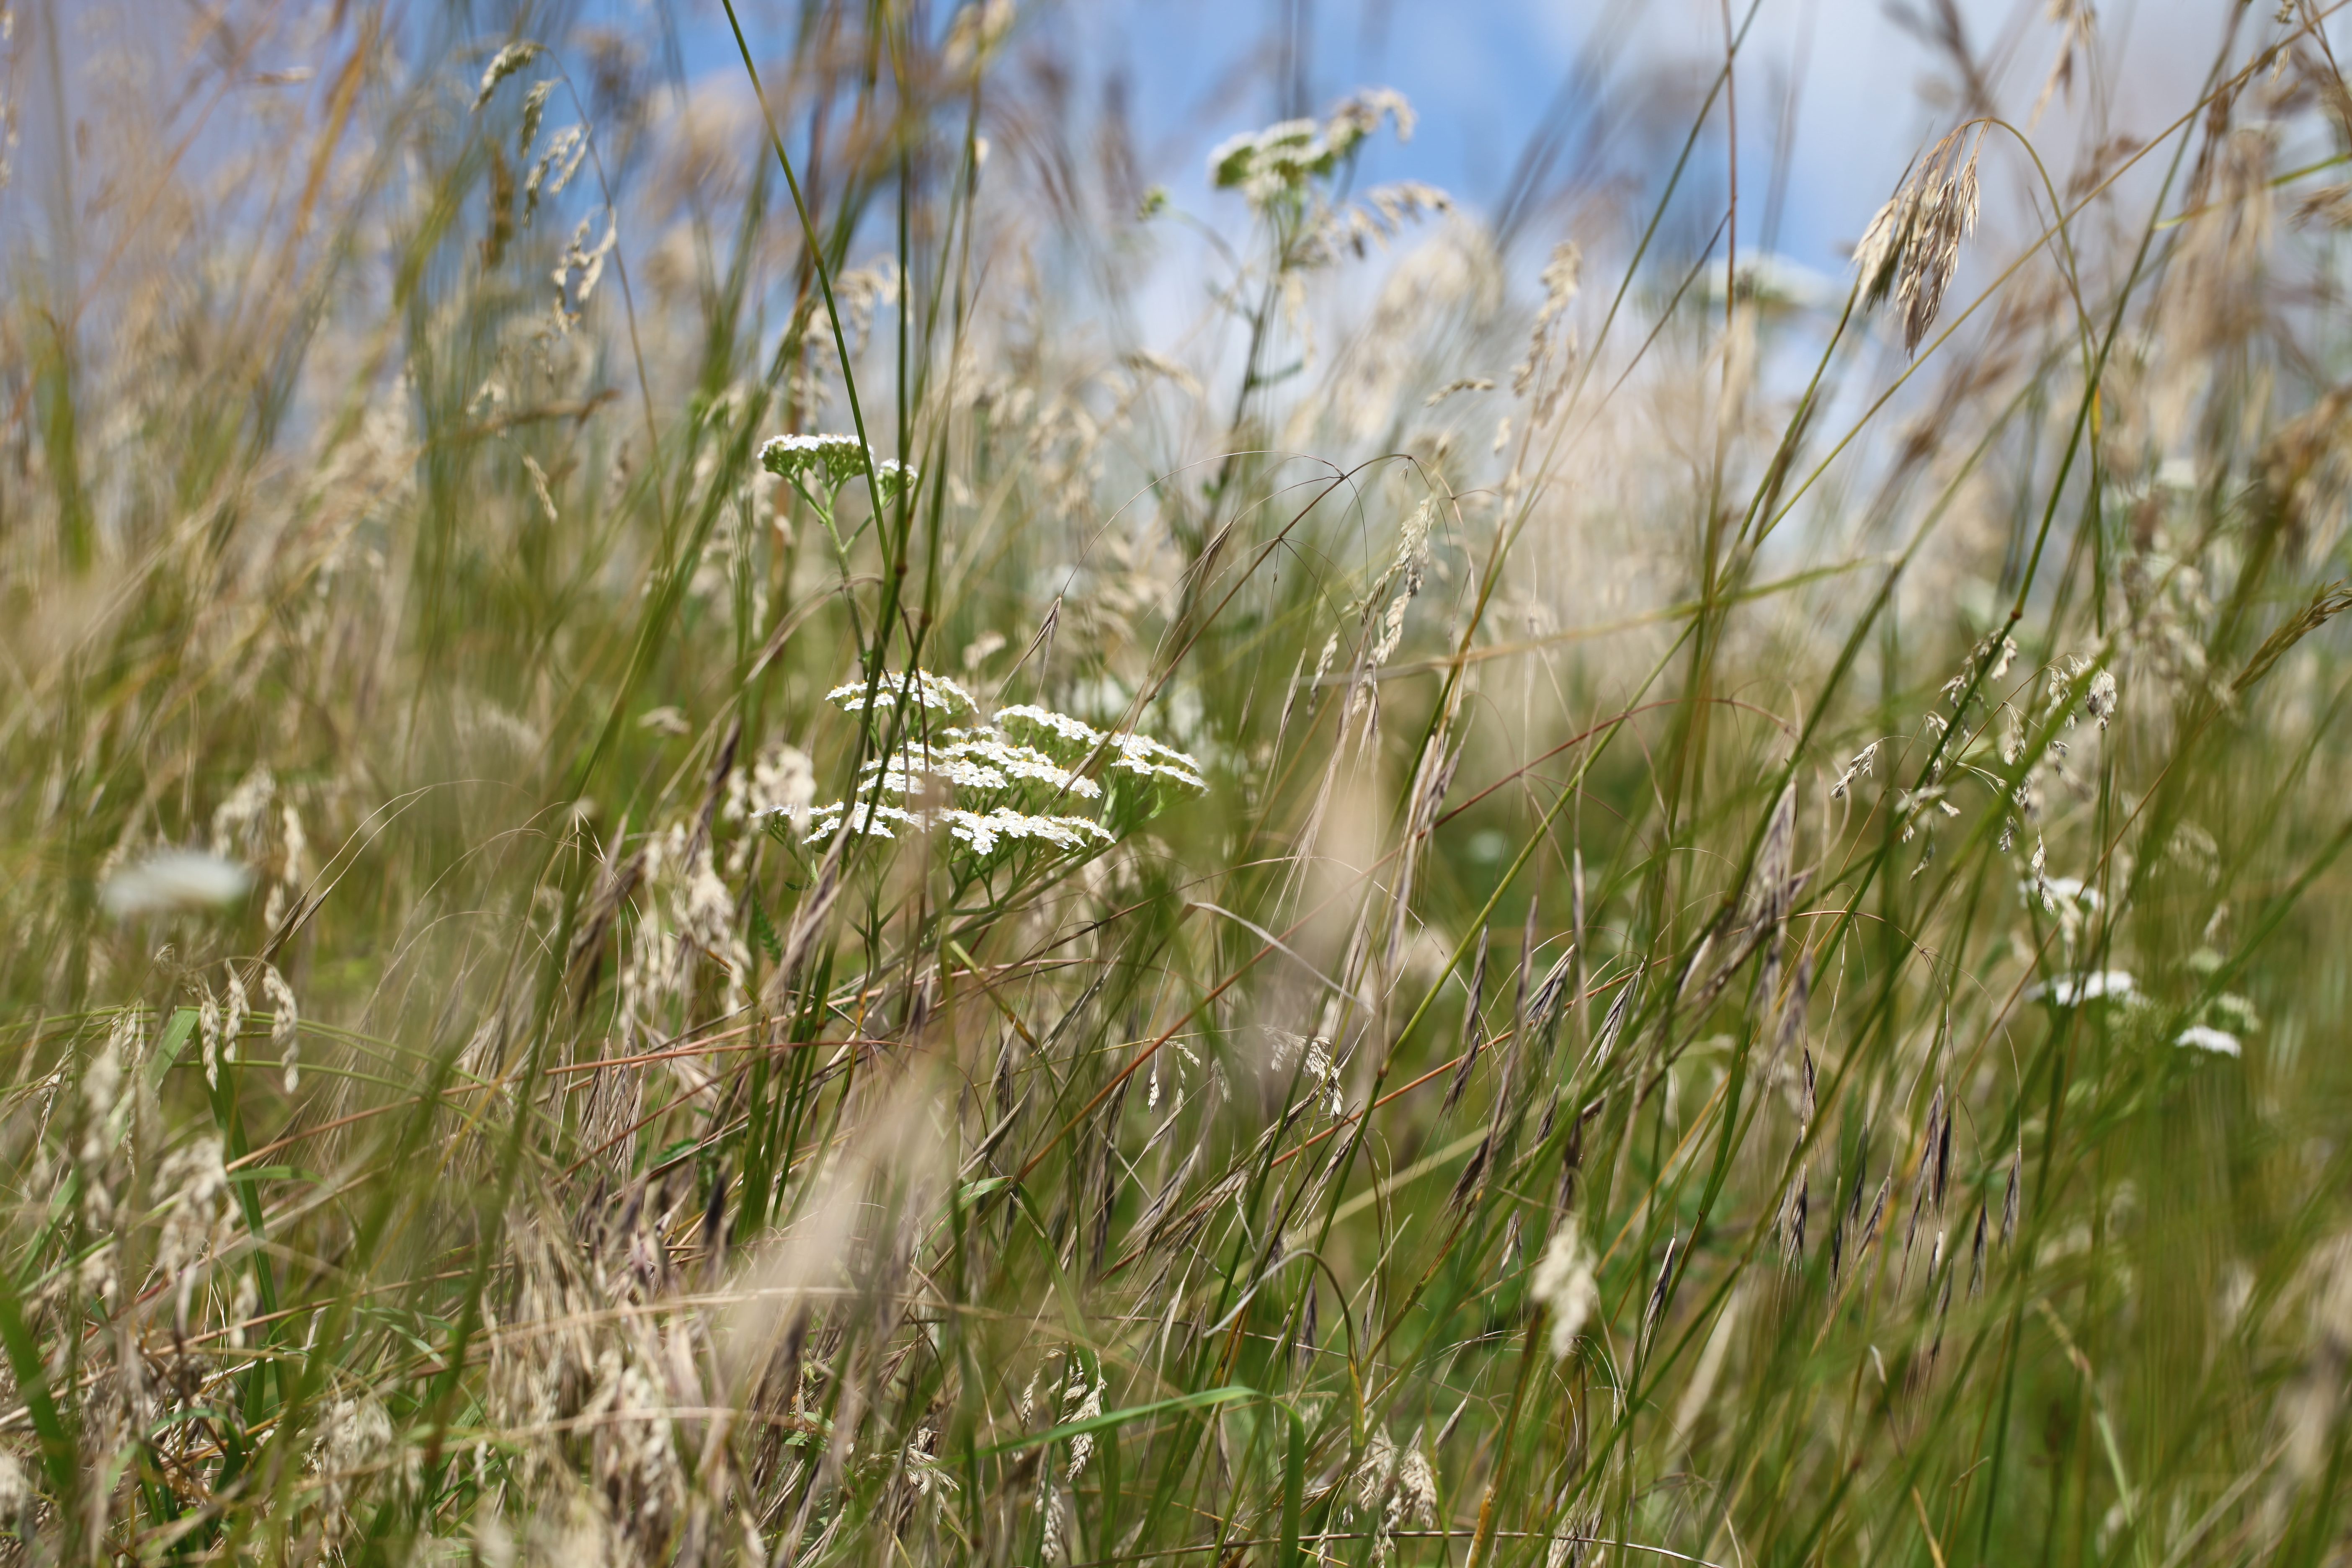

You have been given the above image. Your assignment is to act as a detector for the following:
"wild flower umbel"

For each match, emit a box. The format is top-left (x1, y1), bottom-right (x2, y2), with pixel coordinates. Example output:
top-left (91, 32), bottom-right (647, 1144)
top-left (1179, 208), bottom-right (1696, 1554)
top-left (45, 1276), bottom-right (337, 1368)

top-left (804, 799), bottom-right (925, 841)
top-left (1106, 732), bottom-right (1210, 791)
top-left (799, 672), bottom-right (1205, 858)
top-left (1210, 119), bottom-right (1335, 205)
top-left (2025, 970), bottom-right (2135, 1007)
top-left (995, 703), bottom-right (1105, 748)
top-left (2176, 1025), bottom-right (2243, 1057)
top-left (825, 670), bottom-right (977, 714)
top-left (1210, 88), bottom-right (1413, 209)
top-left (940, 807), bottom-right (1113, 855)
top-left (761, 433), bottom-right (918, 500)
top-left (761, 432), bottom-right (859, 480)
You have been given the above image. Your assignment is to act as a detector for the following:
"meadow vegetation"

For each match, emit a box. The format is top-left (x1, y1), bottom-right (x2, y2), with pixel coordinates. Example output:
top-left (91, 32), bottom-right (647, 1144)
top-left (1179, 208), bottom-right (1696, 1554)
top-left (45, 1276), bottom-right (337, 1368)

top-left (7, 3), bottom-right (2352, 1565)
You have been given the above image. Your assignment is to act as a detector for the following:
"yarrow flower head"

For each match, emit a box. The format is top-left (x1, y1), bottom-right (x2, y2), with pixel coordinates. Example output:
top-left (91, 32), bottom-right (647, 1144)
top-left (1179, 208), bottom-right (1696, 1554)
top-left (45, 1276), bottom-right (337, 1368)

top-left (761, 433), bottom-right (918, 499)
top-left (761, 432), bottom-right (864, 484)
top-left (1107, 732), bottom-right (1210, 791)
top-left (1210, 88), bottom-right (1414, 209)
top-left (805, 799), bottom-right (923, 840)
top-left (2024, 969), bottom-right (2135, 1007)
top-left (2175, 1024), bottom-right (2241, 1058)
top-left (826, 670), bottom-right (978, 715)
top-left (793, 671), bottom-right (1207, 861)
top-left (995, 704), bottom-right (1106, 750)
top-left (871, 458), bottom-right (919, 502)
top-left (1211, 119), bottom-right (1334, 201)
top-left (938, 808), bottom-right (1114, 856)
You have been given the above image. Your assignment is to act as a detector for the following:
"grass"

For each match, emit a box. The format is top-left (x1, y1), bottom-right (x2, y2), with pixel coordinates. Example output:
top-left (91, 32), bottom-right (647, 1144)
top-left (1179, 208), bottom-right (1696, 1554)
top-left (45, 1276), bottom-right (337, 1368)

top-left (5, 2), bottom-right (2352, 1565)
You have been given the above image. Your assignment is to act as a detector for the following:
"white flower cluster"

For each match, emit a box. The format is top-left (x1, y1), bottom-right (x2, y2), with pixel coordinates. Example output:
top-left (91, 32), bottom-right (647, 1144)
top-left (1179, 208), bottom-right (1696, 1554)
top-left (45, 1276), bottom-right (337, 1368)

top-left (994, 702), bottom-right (1106, 748)
top-left (761, 433), bottom-right (918, 498)
top-left (761, 432), bottom-right (863, 484)
top-left (1208, 88), bottom-right (1413, 208)
top-left (2024, 969), bottom-right (2135, 1007)
top-left (1210, 119), bottom-right (1338, 203)
top-left (796, 673), bottom-right (1208, 860)
top-left (943, 808), bottom-right (1113, 856)
top-left (859, 733), bottom-right (1104, 801)
top-left (804, 799), bottom-right (923, 840)
top-left (994, 704), bottom-right (1209, 789)
top-left (1107, 732), bottom-right (1211, 791)
top-left (825, 670), bottom-right (978, 714)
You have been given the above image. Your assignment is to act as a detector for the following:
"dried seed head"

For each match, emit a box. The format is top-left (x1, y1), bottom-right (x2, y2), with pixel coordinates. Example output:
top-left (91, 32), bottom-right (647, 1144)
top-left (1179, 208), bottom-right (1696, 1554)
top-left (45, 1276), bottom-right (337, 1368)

top-left (223, 964), bottom-right (248, 1068)
top-left (474, 41), bottom-right (544, 110)
top-left (1390, 1435), bottom-right (1437, 1530)
top-left (1589, 976), bottom-right (1637, 1069)
top-left (1643, 1235), bottom-right (1679, 1343)
top-left (198, 980), bottom-right (224, 1091)
top-left (1063, 1369), bottom-right (1106, 1479)
top-left (1830, 741), bottom-right (1878, 800)
top-left (1443, 928), bottom-right (1491, 1117)
top-left (157, 1136), bottom-right (231, 1333)
top-left (1353, 1427), bottom-right (1398, 1510)
top-left (2086, 669), bottom-right (2119, 730)
top-left (1854, 128), bottom-right (1984, 355)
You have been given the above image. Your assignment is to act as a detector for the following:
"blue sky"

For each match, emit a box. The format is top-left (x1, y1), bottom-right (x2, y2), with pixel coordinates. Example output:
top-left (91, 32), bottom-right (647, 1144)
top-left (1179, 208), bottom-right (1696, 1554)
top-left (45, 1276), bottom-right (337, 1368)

top-left (691, 0), bottom-right (2231, 278)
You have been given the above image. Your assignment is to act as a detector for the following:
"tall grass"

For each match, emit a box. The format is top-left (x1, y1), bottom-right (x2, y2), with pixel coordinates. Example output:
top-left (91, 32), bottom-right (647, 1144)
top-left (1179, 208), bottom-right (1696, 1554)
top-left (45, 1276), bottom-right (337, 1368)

top-left (5, 3), bottom-right (2352, 1565)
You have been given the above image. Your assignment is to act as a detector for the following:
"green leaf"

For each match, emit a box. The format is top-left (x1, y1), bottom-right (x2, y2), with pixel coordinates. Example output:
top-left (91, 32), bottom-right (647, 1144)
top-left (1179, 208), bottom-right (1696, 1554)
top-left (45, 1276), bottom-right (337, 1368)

top-left (148, 1005), bottom-right (199, 1093)
top-left (975, 1385), bottom-right (1257, 1459)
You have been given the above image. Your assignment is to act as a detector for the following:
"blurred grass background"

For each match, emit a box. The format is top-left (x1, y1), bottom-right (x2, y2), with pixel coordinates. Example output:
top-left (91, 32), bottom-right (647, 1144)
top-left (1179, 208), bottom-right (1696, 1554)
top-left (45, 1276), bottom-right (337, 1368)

top-left (6, 2), bottom-right (2352, 1565)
